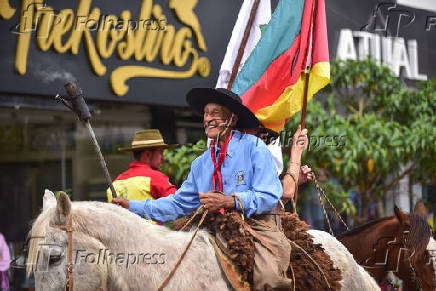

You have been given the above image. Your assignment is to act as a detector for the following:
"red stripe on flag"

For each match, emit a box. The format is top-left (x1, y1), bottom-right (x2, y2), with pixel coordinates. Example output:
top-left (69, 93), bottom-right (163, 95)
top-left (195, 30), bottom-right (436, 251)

top-left (241, 36), bottom-right (300, 112)
top-left (312, 0), bottom-right (329, 63)
top-left (241, 0), bottom-right (317, 113)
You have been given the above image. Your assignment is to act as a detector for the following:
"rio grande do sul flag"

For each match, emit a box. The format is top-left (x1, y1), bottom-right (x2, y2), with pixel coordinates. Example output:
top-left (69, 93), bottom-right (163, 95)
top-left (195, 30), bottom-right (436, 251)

top-left (231, 0), bottom-right (330, 132)
top-left (216, 0), bottom-right (271, 89)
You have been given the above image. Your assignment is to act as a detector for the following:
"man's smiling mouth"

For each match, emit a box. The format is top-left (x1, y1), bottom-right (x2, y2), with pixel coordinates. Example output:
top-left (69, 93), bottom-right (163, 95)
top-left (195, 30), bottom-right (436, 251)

top-left (205, 120), bottom-right (219, 130)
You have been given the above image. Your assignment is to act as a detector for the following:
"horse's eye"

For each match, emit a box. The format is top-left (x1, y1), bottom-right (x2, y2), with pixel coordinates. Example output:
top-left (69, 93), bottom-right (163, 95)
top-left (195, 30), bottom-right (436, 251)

top-left (49, 255), bottom-right (61, 265)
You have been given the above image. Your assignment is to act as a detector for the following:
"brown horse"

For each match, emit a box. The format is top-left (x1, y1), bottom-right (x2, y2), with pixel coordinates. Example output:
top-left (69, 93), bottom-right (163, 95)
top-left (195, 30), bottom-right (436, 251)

top-left (338, 206), bottom-right (436, 291)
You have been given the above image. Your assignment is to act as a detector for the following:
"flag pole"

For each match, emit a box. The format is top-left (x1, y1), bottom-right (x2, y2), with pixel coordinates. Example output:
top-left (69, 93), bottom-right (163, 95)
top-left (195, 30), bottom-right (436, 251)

top-left (300, 0), bottom-right (316, 129)
top-left (300, 0), bottom-right (317, 128)
top-left (300, 70), bottom-right (310, 129)
top-left (227, 0), bottom-right (261, 90)
top-left (294, 69), bottom-right (310, 206)
top-left (295, 0), bottom-right (317, 205)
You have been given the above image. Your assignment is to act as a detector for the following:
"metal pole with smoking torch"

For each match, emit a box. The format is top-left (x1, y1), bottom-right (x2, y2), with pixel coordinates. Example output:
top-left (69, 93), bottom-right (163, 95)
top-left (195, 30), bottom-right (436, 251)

top-left (56, 81), bottom-right (117, 198)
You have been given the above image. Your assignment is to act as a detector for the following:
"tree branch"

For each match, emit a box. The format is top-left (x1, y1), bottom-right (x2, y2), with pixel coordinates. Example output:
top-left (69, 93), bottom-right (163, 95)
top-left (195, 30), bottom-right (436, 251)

top-left (335, 89), bottom-right (359, 114)
top-left (383, 161), bottom-right (417, 192)
top-left (347, 104), bottom-right (359, 115)
top-left (358, 98), bottom-right (365, 117)
top-left (367, 173), bottom-right (382, 194)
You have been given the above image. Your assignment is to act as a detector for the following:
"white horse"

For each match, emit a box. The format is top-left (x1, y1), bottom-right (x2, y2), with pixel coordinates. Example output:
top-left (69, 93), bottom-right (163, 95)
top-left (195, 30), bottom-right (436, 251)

top-left (27, 191), bottom-right (380, 290)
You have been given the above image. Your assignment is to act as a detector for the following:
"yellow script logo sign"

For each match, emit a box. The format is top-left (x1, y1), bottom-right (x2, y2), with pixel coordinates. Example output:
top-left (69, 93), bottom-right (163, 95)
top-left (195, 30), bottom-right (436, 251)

top-left (2, 0), bottom-right (210, 96)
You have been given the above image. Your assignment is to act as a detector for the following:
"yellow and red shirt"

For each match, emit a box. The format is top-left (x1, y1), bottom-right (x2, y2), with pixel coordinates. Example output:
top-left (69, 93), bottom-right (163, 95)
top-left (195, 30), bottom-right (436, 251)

top-left (107, 161), bottom-right (176, 203)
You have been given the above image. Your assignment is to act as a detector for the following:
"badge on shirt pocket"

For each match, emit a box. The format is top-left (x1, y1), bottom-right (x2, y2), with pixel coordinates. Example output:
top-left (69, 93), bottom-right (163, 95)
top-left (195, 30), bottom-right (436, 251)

top-left (235, 171), bottom-right (246, 185)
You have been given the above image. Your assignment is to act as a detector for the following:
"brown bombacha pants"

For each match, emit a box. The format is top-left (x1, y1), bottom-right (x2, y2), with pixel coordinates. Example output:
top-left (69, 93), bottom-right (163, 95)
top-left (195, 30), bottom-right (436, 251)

top-left (248, 214), bottom-right (293, 291)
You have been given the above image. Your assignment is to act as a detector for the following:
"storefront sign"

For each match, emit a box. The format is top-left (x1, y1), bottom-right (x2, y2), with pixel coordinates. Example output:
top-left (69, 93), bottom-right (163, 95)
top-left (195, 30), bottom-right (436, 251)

top-left (327, 0), bottom-right (435, 82)
top-left (1, 0), bottom-right (434, 106)
top-left (0, 0), bottom-right (240, 106)
top-left (336, 29), bottom-right (427, 80)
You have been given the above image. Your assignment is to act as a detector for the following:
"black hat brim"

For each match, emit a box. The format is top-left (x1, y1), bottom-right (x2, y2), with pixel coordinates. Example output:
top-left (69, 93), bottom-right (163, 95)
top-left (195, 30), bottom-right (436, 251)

top-left (186, 88), bottom-right (261, 129)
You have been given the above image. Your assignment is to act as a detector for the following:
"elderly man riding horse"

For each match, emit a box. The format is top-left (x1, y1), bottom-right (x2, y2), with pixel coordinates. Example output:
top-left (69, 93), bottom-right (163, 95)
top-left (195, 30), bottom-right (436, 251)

top-left (113, 88), bottom-right (293, 290)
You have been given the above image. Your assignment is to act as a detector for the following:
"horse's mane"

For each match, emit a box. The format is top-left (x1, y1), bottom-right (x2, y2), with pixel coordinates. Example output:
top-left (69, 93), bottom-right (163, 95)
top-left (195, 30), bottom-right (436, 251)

top-left (337, 213), bottom-right (432, 256)
top-left (408, 213), bottom-right (432, 255)
top-left (27, 207), bottom-right (53, 276)
top-left (337, 216), bottom-right (394, 239)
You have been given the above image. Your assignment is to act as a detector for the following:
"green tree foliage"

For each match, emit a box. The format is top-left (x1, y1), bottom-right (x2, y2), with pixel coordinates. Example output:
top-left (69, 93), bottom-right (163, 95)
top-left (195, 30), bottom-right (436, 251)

top-left (161, 139), bottom-right (207, 187)
top-left (285, 59), bottom-right (436, 223)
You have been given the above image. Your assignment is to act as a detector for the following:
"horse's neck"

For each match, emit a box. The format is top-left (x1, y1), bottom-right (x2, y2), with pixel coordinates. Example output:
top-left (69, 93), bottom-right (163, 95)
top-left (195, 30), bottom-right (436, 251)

top-left (72, 203), bottom-right (181, 252)
top-left (340, 218), bottom-right (400, 260)
top-left (69, 203), bottom-right (230, 291)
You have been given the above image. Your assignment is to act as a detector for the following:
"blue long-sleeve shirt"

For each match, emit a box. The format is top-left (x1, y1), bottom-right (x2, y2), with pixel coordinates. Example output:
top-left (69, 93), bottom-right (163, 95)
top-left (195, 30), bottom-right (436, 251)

top-left (129, 130), bottom-right (282, 222)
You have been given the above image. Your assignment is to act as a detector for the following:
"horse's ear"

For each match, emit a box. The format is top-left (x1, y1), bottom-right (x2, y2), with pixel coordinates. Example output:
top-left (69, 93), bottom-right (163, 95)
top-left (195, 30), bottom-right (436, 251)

top-left (43, 189), bottom-right (56, 211)
top-left (413, 200), bottom-right (427, 218)
top-left (394, 205), bottom-right (409, 226)
top-left (54, 191), bottom-right (72, 225)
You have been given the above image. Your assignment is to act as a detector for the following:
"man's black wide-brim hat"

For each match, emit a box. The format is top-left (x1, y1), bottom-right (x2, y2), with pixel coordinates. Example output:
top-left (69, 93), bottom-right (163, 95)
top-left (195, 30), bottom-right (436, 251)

top-left (186, 88), bottom-right (262, 129)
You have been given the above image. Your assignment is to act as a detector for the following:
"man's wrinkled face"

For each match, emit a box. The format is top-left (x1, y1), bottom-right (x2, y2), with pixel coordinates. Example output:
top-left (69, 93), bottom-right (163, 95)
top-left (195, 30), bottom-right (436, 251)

top-left (203, 103), bottom-right (232, 139)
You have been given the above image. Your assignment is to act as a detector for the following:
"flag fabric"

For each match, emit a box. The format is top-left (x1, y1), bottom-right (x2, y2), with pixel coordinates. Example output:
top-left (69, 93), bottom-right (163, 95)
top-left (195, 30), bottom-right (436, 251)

top-left (232, 0), bottom-right (330, 132)
top-left (216, 0), bottom-right (271, 89)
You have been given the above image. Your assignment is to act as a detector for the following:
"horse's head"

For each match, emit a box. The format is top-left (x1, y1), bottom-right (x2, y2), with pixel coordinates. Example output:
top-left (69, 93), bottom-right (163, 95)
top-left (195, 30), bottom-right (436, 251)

top-left (394, 206), bottom-right (436, 290)
top-left (28, 192), bottom-right (108, 291)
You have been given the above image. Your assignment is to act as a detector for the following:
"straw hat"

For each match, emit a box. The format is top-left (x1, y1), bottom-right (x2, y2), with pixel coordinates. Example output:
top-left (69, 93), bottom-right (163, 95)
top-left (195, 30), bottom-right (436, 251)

top-left (118, 129), bottom-right (178, 152)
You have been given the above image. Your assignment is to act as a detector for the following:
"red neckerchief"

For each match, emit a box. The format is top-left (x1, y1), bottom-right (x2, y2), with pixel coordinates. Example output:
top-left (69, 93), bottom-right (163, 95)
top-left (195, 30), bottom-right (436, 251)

top-left (210, 132), bottom-right (233, 192)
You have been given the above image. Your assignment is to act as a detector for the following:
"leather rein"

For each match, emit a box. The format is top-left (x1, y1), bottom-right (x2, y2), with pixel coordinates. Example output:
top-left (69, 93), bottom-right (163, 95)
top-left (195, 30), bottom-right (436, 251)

top-left (50, 216), bottom-right (74, 291)
top-left (361, 230), bottom-right (422, 291)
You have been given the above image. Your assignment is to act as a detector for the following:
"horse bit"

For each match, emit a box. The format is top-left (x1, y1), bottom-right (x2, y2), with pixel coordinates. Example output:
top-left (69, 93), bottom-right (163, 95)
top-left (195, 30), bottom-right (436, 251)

top-left (50, 217), bottom-right (74, 291)
top-left (362, 229), bottom-right (422, 291)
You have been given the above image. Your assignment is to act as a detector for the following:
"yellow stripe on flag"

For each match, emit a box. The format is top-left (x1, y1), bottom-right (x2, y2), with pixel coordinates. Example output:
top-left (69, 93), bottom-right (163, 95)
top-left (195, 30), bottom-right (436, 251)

top-left (253, 61), bottom-right (330, 132)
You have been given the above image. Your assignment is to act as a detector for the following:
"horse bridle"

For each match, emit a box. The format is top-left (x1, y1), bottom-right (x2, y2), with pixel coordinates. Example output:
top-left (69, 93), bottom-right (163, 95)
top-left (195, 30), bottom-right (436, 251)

top-left (50, 217), bottom-right (74, 291)
top-left (400, 230), bottom-right (422, 291)
top-left (360, 229), bottom-right (423, 291)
